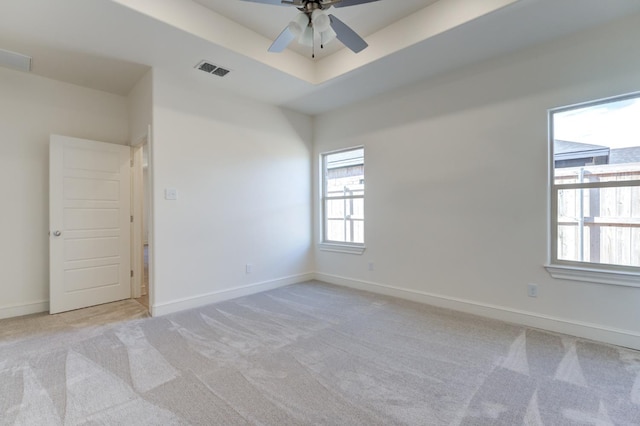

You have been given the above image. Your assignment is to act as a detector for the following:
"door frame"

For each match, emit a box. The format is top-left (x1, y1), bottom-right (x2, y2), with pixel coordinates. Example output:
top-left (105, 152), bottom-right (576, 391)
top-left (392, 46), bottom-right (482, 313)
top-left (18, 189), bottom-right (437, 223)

top-left (130, 125), bottom-right (153, 311)
top-left (131, 141), bottom-right (144, 299)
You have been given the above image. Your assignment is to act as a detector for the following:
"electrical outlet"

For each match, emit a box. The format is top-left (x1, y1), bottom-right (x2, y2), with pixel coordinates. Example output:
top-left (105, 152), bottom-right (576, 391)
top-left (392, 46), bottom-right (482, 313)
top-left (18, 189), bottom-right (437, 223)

top-left (245, 264), bottom-right (252, 274)
top-left (527, 283), bottom-right (538, 298)
top-left (368, 262), bottom-right (374, 271)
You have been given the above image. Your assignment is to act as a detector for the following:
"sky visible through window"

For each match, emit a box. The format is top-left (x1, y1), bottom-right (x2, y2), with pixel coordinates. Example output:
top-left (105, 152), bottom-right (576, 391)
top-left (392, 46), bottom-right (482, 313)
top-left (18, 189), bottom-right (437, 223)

top-left (554, 96), bottom-right (640, 149)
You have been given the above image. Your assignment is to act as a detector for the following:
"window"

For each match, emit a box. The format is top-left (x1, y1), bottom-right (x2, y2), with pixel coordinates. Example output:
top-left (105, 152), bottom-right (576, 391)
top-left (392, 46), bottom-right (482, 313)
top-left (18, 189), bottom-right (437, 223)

top-left (321, 148), bottom-right (364, 251)
top-left (548, 93), bottom-right (640, 284)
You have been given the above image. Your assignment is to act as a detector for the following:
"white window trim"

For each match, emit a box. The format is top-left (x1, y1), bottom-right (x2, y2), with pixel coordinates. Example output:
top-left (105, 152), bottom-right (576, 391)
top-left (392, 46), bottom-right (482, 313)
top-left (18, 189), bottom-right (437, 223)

top-left (547, 92), bottom-right (640, 287)
top-left (319, 242), bottom-right (366, 255)
top-left (319, 147), bottom-right (366, 253)
top-left (544, 264), bottom-right (640, 288)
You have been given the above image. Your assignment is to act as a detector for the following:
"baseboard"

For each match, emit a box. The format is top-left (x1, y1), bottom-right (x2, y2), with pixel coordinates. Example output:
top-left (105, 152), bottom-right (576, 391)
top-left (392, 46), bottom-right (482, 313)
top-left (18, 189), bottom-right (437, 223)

top-left (315, 273), bottom-right (640, 351)
top-left (0, 300), bottom-right (49, 320)
top-left (151, 273), bottom-right (315, 317)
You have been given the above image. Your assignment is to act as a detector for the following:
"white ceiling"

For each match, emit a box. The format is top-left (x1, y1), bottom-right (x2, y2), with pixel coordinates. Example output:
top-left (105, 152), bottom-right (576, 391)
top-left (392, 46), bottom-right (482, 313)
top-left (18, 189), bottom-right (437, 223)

top-left (1, 0), bottom-right (640, 115)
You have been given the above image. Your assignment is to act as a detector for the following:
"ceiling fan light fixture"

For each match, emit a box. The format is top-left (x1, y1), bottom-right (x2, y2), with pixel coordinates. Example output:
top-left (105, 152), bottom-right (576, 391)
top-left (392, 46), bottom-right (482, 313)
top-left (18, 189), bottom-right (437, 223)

top-left (256, 0), bottom-right (375, 55)
top-left (298, 25), bottom-right (314, 47)
top-left (311, 9), bottom-right (331, 33)
top-left (320, 27), bottom-right (337, 46)
top-left (288, 12), bottom-right (309, 37)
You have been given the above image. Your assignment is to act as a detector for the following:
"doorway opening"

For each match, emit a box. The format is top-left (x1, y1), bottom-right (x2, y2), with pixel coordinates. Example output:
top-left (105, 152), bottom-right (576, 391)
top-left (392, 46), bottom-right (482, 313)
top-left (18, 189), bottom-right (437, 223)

top-left (131, 137), bottom-right (151, 313)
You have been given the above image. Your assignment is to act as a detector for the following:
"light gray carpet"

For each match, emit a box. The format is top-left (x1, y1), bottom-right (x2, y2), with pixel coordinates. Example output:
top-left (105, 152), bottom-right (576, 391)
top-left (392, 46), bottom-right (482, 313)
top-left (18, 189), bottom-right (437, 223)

top-left (1, 281), bottom-right (640, 425)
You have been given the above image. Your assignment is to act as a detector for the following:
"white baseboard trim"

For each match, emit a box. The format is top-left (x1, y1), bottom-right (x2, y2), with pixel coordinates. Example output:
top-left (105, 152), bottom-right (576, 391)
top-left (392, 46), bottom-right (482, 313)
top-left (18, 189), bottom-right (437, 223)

top-left (0, 300), bottom-right (49, 320)
top-left (151, 273), bottom-right (315, 317)
top-left (315, 273), bottom-right (640, 351)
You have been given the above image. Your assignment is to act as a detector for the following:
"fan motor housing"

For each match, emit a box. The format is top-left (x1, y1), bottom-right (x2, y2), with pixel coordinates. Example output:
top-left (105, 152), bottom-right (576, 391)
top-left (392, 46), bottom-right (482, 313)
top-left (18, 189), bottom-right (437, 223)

top-left (298, 1), bottom-right (322, 13)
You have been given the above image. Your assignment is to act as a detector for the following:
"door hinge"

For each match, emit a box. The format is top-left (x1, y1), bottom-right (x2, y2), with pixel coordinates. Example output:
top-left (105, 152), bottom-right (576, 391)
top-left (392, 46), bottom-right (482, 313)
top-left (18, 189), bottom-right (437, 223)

top-left (131, 270), bottom-right (134, 277)
top-left (130, 215), bottom-right (134, 223)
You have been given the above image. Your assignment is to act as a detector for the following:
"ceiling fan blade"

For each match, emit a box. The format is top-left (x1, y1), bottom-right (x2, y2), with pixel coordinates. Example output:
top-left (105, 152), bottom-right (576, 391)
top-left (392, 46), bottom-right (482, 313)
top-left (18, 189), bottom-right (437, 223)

top-left (268, 27), bottom-right (296, 52)
top-left (332, 0), bottom-right (381, 8)
top-left (328, 14), bottom-right (368, 53)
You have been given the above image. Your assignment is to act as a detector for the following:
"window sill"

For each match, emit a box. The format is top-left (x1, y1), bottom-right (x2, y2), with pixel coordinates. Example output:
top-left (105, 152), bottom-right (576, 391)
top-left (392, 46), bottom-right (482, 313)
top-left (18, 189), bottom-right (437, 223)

top-left (544, 264), bottom-right (640, 288)
top-left (319, 242), bottom-right (366, 255)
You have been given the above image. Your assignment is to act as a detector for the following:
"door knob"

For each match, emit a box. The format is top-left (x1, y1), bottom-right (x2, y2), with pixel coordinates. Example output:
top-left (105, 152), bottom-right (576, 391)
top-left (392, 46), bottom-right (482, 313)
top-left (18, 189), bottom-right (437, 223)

top-left (52, 230), bottom-right (62, 237)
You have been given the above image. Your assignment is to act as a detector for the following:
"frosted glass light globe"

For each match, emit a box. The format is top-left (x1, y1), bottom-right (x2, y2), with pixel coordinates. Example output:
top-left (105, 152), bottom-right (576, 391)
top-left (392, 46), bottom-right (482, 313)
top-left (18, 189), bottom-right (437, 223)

top-left (288, 12), bottom-right (309, 37)
top-left (312, 9), bottom-right (331, 33)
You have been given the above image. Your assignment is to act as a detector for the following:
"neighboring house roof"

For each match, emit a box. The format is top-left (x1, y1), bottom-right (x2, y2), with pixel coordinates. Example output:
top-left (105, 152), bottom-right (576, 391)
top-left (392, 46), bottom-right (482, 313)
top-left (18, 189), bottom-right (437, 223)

top-left (554, 140), bottom-right (640, 165)
top-left (609, 146), bottom-right (640, 164)
top-left (554, 140), bottom-right (610, 161)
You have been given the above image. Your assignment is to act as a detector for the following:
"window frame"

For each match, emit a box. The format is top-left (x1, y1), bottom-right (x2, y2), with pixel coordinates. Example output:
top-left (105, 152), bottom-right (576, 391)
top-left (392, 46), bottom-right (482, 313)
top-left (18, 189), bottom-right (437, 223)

top-left (546, 92), bottom-right (640, 287)
top-left (319, 146), bottom-right (366, 255)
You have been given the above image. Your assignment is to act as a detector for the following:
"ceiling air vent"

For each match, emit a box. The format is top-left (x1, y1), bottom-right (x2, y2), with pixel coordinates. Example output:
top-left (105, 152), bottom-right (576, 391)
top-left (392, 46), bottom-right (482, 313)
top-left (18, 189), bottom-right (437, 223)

top-left (195, 60), bottom-right (231, 78)
top-left (212, 67), bottom-right (230, 77)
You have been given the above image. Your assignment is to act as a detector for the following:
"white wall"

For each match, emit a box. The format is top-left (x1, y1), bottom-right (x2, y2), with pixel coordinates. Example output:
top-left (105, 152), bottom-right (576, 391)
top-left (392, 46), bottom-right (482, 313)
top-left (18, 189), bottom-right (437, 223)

top-left (150, 70), bottom-right (314, 315)
top-left (314, 14), bottom-right (640, 349)
top-left (128, 69), bottom-right (152, 145)
top-left (0, 67), bottom-right (129, 318)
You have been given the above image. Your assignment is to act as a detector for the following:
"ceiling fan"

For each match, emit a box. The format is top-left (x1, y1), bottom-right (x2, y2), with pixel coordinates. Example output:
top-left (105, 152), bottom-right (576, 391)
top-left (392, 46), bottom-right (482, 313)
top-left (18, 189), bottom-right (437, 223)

top-left (240, 0), bottom-right (381, 56)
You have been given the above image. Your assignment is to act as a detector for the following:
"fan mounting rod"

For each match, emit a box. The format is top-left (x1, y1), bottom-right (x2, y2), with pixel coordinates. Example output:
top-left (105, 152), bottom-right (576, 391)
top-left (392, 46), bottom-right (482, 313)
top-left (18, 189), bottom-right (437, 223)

top-left (282, 0), bottom-right (344, 10)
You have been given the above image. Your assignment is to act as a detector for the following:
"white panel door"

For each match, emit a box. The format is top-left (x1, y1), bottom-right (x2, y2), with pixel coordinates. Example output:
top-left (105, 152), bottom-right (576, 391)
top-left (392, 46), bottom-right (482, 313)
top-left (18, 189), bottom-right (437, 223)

top-left (49, 135), bottom-right (131, 314)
